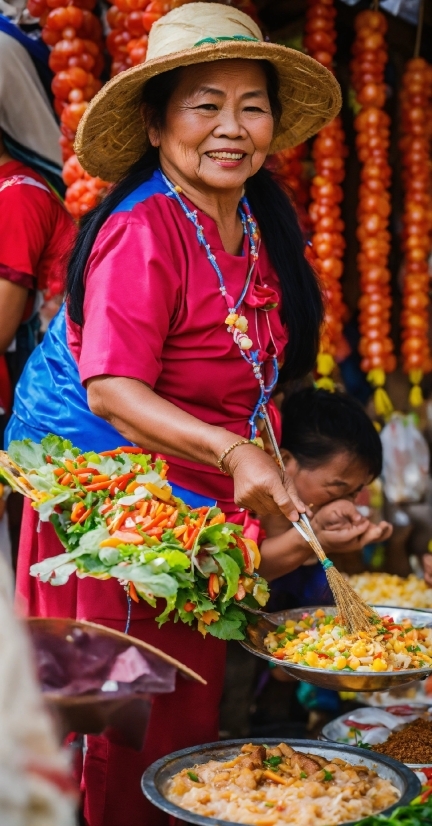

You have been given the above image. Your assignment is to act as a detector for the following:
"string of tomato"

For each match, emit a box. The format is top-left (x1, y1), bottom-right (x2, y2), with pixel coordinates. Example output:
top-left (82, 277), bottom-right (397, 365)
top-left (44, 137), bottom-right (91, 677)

top-left (26, 0), bottom-right (109, 218)
top-left (399, 57), bottom-right (432, 406)
top-left (303, 0), bottom-right (348, 389)
top-left (351, 9), bottom-right (396, 416)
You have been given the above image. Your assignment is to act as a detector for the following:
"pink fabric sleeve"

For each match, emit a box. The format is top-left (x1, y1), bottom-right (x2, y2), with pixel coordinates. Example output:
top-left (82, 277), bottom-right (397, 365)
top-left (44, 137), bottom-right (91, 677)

top-left (78, 216), bottom-right (181, 387)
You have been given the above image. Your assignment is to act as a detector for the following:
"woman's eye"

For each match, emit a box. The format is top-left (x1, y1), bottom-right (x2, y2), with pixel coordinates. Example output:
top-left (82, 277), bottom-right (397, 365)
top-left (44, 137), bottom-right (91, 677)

top-left (196, 103), bottom-right (218, 111)
top-left (244, 106), bottom-right (266, 113)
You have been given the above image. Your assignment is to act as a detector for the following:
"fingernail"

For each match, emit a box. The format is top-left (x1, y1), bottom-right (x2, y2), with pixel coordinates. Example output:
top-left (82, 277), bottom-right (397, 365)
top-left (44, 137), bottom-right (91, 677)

top-left (289, 511), bottom-right (299, 522)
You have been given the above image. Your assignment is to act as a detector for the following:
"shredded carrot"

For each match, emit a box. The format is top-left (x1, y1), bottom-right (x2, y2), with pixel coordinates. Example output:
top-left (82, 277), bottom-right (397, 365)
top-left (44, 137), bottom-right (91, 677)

top-left (129, 582), bottom-right (140, 603)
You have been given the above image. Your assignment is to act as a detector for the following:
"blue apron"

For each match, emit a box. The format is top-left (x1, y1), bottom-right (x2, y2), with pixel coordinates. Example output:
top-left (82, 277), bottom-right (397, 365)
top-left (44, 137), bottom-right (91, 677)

top-left (5, 171), bottom-right (214, 511)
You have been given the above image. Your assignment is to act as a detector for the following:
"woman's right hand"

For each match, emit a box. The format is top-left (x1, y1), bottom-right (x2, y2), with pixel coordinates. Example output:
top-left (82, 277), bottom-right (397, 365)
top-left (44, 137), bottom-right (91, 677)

top-left (224, 443), bottom-right (306, 522)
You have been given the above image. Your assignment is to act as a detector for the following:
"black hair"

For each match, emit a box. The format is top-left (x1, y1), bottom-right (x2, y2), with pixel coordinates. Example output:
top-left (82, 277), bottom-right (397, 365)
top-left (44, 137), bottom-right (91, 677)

top-left (67, 62), bottom-right (323, 379)
top-left (281, 387), bottom-right (382, 480)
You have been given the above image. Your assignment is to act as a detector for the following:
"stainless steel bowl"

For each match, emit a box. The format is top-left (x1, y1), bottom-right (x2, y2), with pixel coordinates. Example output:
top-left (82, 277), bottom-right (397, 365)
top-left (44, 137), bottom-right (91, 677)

top-left (240, 605), bottom-right (432, 692)
top-left (142, 738), bottom-right (420, 826)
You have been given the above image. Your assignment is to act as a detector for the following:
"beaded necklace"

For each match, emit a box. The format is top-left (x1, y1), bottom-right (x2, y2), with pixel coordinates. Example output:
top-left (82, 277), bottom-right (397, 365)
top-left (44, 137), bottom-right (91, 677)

top-left (161, 170), bottom-right (279, 440)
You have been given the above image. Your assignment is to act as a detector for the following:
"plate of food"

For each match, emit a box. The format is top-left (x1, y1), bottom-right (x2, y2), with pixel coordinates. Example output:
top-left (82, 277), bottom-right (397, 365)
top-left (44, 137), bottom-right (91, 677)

top-left (241, 606), bottom-right (432, 691)
top-left (142, 738), bottom-right (419, 826)
top-left (321, 707), bottom-right (432, 769)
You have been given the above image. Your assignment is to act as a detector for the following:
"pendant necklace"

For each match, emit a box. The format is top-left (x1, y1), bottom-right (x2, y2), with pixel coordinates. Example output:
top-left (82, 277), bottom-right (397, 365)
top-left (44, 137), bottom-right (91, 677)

top-left (161, 170), bottom-right (279, 442)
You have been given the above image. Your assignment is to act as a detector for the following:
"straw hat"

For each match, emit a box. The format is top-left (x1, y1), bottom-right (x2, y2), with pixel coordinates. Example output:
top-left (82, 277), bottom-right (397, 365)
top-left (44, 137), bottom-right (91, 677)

top-left (75, 2), bottom-right (342, 183)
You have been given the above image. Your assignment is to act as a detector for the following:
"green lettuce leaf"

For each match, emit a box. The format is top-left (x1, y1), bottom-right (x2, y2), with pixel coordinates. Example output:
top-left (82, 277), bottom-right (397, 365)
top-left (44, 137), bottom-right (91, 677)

top-left (41, 434), bottom-right (76, 459)
top-left (159, 549), bottom-right (190, 571)
top-left (8, 439), bottom-right (45, 470)
top-left (198, 523), bottom-right (242, 552)
top-left (206, 605), bottom-right (246, 640)
top-left (214, 552), bottom-right (240, 601)
top-left (36, 491), bottom-right (72, 522)
top-left (109, 564), bottom-right (178, 599)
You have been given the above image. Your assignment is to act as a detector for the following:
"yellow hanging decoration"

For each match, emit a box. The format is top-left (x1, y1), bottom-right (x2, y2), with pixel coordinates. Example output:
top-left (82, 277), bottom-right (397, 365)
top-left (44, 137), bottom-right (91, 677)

top-left (367, 368), bottom-right (393, 418)
top-left (316, 353), bottom-right (336, 391)
top-left (408, 369), bottom-right (424, 408)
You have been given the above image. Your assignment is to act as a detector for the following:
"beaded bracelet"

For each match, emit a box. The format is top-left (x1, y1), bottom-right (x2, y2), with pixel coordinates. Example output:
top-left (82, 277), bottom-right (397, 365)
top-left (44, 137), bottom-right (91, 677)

top-left (217, 439), bottom-right (251, 475)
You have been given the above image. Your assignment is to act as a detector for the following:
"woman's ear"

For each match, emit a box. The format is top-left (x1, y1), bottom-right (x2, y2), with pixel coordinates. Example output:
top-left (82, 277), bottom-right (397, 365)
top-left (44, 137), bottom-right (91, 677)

top-left (141, 104), bottom-right (160, 147)
top-left (281, 449), bottom-right (297, 476)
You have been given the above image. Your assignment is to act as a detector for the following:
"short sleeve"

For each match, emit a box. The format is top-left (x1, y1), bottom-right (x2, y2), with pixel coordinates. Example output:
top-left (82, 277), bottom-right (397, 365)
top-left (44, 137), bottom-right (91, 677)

top-left (0, 185), bottom-right (51, 278)
top-left (78, 214), bottom-right (181, 387)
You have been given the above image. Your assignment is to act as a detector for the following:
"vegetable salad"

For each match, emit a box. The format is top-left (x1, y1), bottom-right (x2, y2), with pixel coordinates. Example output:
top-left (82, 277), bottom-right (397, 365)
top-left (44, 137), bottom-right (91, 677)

top-left (3, 436), bottom-right (269, 640)
top-left (265, 609), bottom-right (432, 672)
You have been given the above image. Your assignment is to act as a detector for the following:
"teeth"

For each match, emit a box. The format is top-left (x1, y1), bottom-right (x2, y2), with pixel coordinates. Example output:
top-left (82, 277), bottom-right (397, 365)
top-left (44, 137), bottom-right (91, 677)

top-left (207, 152), bottom-right (244, 160)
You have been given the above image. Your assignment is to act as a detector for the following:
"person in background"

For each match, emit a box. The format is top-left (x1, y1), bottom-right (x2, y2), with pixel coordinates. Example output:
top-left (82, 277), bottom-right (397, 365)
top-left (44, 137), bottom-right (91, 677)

top-left (259, 387), bottom-right (393, 597)
top-left (0, 24), bottom-right (75, 441)
top-left (0, 23), bottom-right (76, 564)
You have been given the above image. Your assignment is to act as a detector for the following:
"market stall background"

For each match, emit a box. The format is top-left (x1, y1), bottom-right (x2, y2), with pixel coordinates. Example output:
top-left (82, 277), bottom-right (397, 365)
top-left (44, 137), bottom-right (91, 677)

top-left (8, 0), bottom-right (430, 419)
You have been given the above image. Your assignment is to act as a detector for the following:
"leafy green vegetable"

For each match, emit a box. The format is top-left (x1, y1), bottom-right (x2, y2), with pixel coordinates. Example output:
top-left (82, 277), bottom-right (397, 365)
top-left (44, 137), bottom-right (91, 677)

top-left (263, 756), bottom-right (282, 769)
top-left (187, 772), bottom-right (200, 782)
top-left (300, 772), bottom-right (307, 779)
top-left (323, 770), bottom-right (333, 781)
top-left (8, 438), bottom-right (45, 470)
top-left (213, 552), bottom-right (240, 601)
top-left (206, 605), bottom-right (246, 640)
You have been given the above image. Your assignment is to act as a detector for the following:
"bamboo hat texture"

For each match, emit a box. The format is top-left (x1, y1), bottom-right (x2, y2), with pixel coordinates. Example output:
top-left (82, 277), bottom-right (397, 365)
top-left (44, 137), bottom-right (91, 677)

top-left (75, 2), bottom-right (342, 182)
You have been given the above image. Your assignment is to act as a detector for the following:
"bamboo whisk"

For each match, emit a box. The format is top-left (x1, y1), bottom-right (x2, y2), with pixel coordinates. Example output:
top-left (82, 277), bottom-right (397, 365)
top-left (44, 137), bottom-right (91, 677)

top-left (262, 406), bottom-right (379, 634)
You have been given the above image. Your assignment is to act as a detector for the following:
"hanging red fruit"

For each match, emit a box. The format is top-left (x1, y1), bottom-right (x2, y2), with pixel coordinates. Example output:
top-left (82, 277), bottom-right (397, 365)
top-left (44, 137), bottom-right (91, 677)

top-left (399, 57), bottom-right (432, 407)
top-left (304, 0), bottom-right (348, 388)
top-left (351, 9), bottom-right (395, 416)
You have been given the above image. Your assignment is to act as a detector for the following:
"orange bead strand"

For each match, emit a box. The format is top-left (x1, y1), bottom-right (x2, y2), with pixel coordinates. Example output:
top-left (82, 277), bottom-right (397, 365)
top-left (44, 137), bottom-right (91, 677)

top-left (351, 10), bottom-right (396, 409)
top-left (304, 0), bottom-right (348, 376)
top-left (399, 58), bottom-right (432, 404)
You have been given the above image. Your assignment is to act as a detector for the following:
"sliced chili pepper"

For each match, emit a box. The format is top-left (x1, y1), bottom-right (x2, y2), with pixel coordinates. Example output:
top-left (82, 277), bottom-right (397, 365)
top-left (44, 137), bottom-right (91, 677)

top-left (115, 473), bottom-right (136, 491)
top-left (183, 601), bottom-right (196, 612)
top-left (45, 455), bottom-right (52, 464)
top-left (59, 473), bottom-right (73, 486)
top-left (173, 525), bottom-right (187, 538)
top-left (166, 508), bottom-right (178, 528)
top-left (71, 502), bottom-right (86, 523)
top-left (118, 446), bottom-right (143, 454)
top-left (208, 573), bottom-right (220, 600)
top-left (99, 449), bottom-right (122, 456)
top-left (139, 501), bottom-right (149, 517)
top-left (113, 511), bottom-right (130, 531)
top-left (129, 582), bottom-right (140, 603)
top-left (125, 481), bottom-right (140, 494)
top-left (184, 527), bottom-right (199, 551)
top-left (85, 480), bottom-right (111, 492)
top-left (54, 468), bottom-right (64, 477)
top-left (76, 456), bottom-right (86, 464)
top-left (77, 507), bottom-right (92, 524)
top-left (112, 531), bottom-right (143, 545)
top-left (234, 535), bottom-right (254, 574)
top-left (65, 459), bottom-right (76, 473)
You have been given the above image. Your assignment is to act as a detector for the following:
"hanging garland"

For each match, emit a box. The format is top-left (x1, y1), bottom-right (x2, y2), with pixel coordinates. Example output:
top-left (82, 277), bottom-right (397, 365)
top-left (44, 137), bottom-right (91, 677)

top-left (304, 0), bottom-right (348, 389)
top-left (399, 57), bottom-right (432, 406)
top-left (26, 0), bottom-right (109, 218)
top-left (351, 9), bottom-right (396, 416)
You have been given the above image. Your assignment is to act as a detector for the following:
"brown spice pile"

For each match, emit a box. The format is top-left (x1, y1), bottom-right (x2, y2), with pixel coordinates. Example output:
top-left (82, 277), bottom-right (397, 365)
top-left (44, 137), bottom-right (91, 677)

top-left (373, 717), bottom-right (432, 763)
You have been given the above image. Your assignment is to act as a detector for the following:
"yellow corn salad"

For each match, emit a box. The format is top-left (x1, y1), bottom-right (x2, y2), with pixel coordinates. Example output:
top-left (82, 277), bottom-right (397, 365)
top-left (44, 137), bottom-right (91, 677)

top-left (264, 609), bottom-right (432, 672)
top-left (348, 573), bottom-right (432, 610)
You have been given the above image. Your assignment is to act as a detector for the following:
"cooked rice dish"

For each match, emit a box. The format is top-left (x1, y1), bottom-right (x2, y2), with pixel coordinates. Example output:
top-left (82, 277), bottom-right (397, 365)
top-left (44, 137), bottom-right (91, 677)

top-left (166, 742), bottom-right (400, 825)
top-left (264, 609), bottom-right (432, 672)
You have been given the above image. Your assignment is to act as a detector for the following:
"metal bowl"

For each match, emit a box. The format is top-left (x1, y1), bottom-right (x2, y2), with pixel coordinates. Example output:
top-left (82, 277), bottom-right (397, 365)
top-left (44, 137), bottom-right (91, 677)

top-left (142, 738), bottom-right (420, 826)
top-left (240, 606), bottom-right (432, 692)
top-left (321, 707), bottom-right (432, 771)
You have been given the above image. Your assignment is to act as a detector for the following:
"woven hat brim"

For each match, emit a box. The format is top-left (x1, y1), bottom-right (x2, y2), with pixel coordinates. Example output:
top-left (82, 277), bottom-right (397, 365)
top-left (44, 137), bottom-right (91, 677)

top-left (75, 41), bottom-right (342, 183)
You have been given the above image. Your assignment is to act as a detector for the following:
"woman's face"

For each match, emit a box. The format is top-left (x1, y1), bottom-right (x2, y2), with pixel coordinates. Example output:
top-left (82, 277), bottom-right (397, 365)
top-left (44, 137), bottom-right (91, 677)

top-left (147, 59), bottom-right (275, 193)
top-left (283, 450), bottom-right (373, 511)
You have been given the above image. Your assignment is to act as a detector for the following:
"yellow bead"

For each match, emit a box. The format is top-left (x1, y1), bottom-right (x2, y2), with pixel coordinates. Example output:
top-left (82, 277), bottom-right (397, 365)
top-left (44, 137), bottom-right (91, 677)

top-left (239, 336), bottom-right (253, 350)
top-left (234, 316), bottom-right (248, 333)
top-left (225, 313), bottom-right (238, 326)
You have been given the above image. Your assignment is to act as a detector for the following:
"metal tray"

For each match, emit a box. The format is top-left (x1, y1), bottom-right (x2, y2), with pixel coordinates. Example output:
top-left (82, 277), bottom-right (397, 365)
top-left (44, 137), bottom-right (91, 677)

top-left (240, 605), bottom-right (432, 692)
top-left (321, 707), bottom-right (432, 770)
top-left (142, 738), bottom-right (420, 826)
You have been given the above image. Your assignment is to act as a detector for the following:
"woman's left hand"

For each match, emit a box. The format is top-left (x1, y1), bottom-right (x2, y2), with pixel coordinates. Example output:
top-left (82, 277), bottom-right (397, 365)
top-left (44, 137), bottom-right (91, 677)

top-left (312, 499), bottom-right (393, 552)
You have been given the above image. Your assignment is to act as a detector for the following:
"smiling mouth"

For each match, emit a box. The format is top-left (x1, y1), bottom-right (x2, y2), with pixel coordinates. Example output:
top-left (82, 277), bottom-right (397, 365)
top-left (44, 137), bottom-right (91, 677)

top-left (206, 151), bottom-right (246, 161)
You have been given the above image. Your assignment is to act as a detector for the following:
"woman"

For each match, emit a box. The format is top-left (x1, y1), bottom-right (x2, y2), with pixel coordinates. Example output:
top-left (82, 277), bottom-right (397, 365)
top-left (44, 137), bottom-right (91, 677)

top-left (7, 4), bottom-right (341, 824)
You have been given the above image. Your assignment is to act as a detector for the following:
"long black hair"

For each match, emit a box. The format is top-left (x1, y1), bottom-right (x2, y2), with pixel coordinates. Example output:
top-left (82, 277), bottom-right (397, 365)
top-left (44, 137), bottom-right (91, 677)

top-left (67, 62), bottom-right (323, 380)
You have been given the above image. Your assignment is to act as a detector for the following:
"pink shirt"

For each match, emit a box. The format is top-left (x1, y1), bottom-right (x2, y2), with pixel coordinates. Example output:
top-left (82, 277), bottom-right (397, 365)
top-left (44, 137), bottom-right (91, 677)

top-left (67, 174), bottom-right (287, 508)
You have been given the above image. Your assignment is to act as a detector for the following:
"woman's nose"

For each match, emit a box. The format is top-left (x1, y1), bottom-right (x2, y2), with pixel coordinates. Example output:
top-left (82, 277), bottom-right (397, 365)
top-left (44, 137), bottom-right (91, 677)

top-left (213, 108), bottom-right (247, 139)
